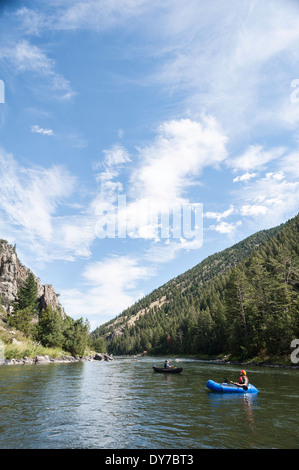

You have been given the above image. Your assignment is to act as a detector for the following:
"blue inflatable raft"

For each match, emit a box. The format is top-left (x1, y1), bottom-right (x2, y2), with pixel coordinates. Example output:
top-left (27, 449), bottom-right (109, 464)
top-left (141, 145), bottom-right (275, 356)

top-left (206, 379), bottom-right (259, 394)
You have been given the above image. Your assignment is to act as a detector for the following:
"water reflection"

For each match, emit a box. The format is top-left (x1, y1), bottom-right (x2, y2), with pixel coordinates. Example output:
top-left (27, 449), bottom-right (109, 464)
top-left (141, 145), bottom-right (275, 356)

top-left (207, 391), bottom-right (258, 427)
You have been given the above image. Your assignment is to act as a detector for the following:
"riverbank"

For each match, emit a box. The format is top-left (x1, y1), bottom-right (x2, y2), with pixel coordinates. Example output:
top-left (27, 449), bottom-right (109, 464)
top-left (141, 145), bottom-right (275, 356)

top-left (150, 353), bottom-right (299, 369)
top-left (0, 352), bottom-right (113, 366)
top-left (198, 357), bottom-right (299, 369)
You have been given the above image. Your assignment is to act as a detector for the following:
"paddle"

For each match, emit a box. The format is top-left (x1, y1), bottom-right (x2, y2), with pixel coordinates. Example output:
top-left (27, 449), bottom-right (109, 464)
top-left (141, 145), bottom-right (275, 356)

top-left (223, 377), bottom-right (248, 391)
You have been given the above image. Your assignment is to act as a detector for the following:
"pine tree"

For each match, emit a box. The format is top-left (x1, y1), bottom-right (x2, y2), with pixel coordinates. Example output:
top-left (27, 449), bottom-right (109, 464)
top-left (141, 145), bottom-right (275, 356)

top-left (63, 317), bottom-right (90, 356)
top-left (195, 308), bottom-right (216, 354)
top-left (13, 272), bottom-right (39, 315)
top-left (226, 267), bottom-right (252, 336)
top-left (8, 307), bottom-right (33, 337)
top-left (225, 266), bottom-right (255, 357)
top-left (35, 305), bottom-right (65, 348)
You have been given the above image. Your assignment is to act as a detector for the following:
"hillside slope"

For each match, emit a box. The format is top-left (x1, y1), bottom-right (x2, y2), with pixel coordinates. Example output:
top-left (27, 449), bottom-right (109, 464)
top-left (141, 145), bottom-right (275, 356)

top-left (91, 214), bottom-right (299, 360)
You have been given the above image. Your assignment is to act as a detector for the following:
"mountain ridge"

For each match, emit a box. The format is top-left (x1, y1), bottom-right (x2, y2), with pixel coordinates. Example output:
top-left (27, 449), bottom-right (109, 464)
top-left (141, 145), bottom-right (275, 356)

top-left (91, 214), bottom-right (299, 360)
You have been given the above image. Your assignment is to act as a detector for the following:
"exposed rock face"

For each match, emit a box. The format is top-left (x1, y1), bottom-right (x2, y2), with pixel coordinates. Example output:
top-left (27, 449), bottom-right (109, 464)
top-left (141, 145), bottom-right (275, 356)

top-left (39, 284), bottom-right (63, 313)
top-left (0, 240), bottom-right (65, 316)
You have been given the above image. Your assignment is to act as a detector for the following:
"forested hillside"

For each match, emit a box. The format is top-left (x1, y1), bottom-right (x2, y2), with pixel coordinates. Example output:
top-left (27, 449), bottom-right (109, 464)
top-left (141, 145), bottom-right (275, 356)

top-left (91, 214), bottom-right (299, 360)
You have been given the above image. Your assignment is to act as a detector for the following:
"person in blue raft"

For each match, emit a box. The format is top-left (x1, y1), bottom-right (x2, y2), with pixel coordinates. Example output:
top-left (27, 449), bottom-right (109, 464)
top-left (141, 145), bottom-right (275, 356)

top-left (207, 369), bottom-right (258, 393)
top-left (230, 370), bottom-right (249, 388)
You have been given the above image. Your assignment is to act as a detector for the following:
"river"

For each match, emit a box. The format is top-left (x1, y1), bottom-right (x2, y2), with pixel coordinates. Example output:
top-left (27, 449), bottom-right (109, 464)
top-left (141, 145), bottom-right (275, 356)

top-left (0, 357), bottom-right (298, 449)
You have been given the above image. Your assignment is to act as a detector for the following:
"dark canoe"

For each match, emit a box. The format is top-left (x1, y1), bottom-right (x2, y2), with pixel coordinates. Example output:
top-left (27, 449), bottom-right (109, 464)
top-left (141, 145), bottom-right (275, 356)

top-left (153, 366), bottom-right (183, 373)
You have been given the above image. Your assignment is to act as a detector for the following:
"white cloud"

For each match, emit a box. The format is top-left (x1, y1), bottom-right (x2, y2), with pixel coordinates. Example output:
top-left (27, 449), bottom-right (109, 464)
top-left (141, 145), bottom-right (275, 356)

top-left (83, 256), bottom-right (151, 288)
top-left (0, 40), bottom-right (75, 100)
top-left (229, 145), bottom-right (286, 172)
top-left (54, 0), bottom-right (149, 31)
top-left (145, 236), bottom-right (203, 265)
top-left (278, 152), bottom-right (299, 178)
top-left (31, 124), bottom-right (54, 136)
top-left (235, 173), bottom-right (299, 227)
top-left (264, 171), bottom-right (285, 181)
top-left (209, 220), bottom-right (242, 234)
top-left (9, 40), bottom-right (54, 73)
top-left (13, 1), bottom-right (151, 34)
top-left (240, 205), bottom-right (268, 217)
top-left (53, 215), bottom-right (97, 260)
top-left (230, 144), bottom-right (299, 229)
top-left (0, 148), bottom-right (76, 243)
top-left (91, 145), bottom-right (131, 226)
top-left (60, 256), bottom-right (154, 323)
top-left (233, 173), bottom-right (258, 183)
top-left (134, 117), bottom-right (227, 198)
top-left (102, 145), bottom-right (131, 167)
top-left (205, 205), bottom-right (234, 222)
top-left (15, 7), bottom-right (47, 35)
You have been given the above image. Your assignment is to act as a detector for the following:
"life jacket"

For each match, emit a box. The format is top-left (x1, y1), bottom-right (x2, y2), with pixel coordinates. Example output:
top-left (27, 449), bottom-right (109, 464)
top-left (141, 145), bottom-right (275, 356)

top-left (239, 376), bottom-right (246, 384)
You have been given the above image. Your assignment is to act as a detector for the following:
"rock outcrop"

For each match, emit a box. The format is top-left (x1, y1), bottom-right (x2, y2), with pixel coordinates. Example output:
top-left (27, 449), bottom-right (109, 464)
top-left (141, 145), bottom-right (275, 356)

top-left (1, 353), bottom-right (114, 366)
top-left (0, 239), bottom-right (65, 316)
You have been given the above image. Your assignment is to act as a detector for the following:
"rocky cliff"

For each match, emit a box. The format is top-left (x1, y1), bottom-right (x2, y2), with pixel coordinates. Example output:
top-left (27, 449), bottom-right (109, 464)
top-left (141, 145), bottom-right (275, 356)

top-left (0, 239), bottom-right (65, 316)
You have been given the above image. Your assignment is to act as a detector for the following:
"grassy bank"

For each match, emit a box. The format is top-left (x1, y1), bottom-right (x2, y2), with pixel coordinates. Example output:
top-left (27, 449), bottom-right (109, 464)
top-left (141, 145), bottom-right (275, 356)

top-left (1, 339), bottom-right (95, 360)
top-left (3, 341), bottom-right (63, 360)
top-left (0, 324), bottom-right (93, 360)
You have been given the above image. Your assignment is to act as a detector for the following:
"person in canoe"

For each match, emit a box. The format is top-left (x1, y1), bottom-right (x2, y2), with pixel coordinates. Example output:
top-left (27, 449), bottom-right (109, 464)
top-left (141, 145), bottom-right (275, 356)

top-left (230, 370), bottom-right (249, 387)
top-left (164, 360), bottom-right (172, 369)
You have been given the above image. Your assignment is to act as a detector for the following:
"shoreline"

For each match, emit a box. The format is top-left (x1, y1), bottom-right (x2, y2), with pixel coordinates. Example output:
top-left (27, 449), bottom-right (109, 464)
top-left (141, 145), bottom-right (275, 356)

top-left (119, 354), bottom-right (299, 369)
top-left (143, 353), bottom-right (299, 369)
top-left (195, 357), bottom-right (299, 369)
top-left (0, 352), bottom-right (113, 366)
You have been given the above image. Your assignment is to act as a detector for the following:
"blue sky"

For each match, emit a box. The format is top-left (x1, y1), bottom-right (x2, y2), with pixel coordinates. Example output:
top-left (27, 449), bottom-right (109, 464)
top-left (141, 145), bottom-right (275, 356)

top-left (0, 0), bottom-right (299, 329)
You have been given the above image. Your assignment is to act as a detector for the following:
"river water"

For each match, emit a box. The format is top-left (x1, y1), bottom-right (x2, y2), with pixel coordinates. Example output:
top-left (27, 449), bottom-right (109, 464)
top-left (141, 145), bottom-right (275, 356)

top-left (0, 357), bottom-right (298, 449)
